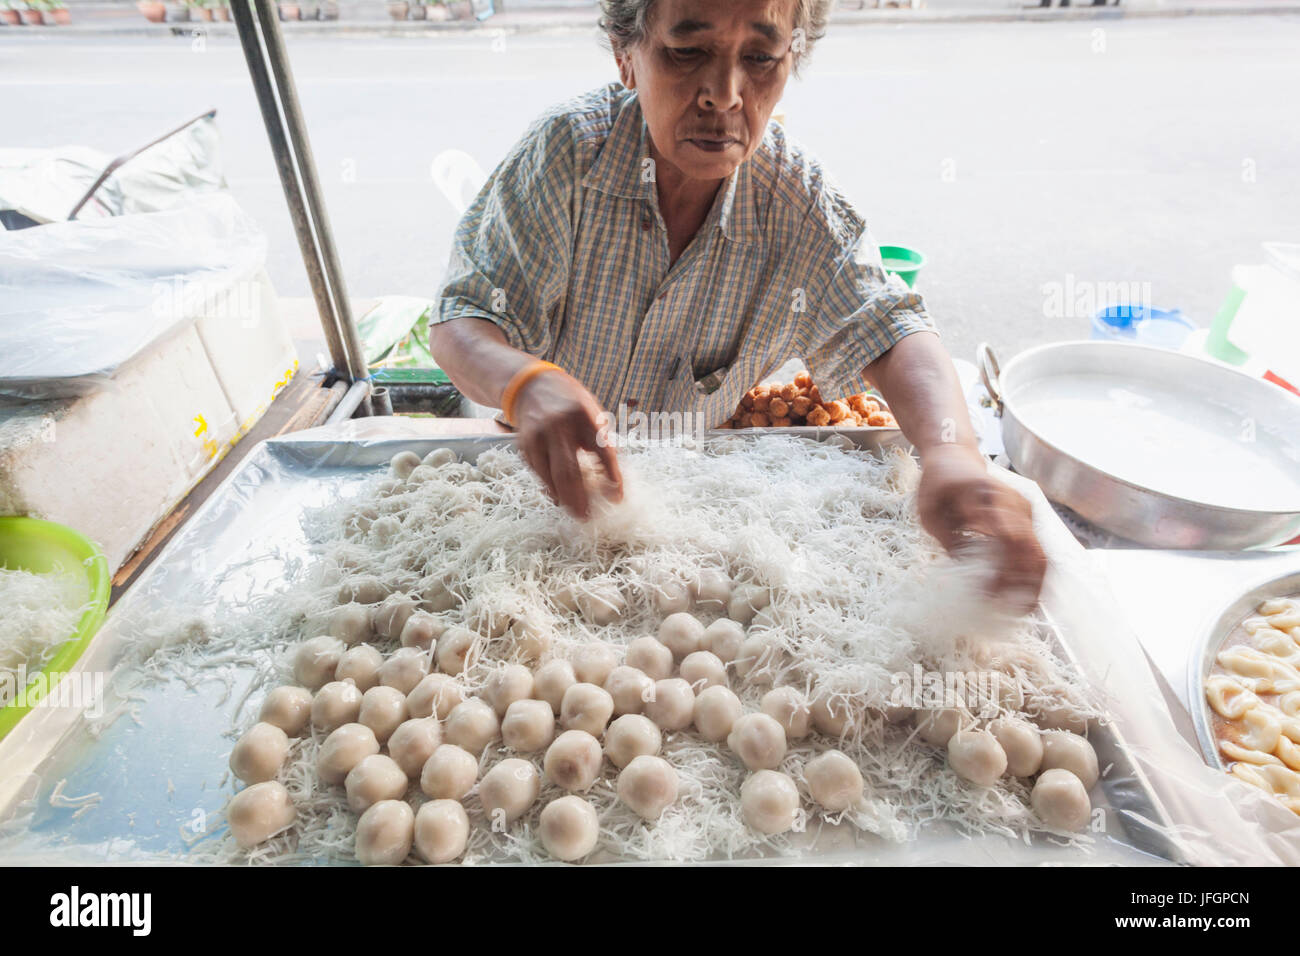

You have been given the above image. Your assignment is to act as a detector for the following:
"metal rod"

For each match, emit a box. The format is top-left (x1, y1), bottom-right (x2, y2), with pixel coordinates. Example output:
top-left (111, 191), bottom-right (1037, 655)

top-left (231, 0), bottom-right (370, 414)
top-left (252, 0), bottom-right (370, 396)
top-left (370, 386), bottom-right (394, 417)
top-left (326, 379), bottom-right (373, 426)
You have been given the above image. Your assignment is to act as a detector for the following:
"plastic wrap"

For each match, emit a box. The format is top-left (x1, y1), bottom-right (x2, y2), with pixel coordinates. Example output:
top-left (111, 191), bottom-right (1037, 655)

top-left (0, 194), bottom-right (267, 400)
top-left (0, 420), bottom-right (1295, 865)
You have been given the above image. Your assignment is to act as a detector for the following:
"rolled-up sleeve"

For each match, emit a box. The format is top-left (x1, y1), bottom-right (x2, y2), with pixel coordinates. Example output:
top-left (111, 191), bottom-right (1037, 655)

top-left (801, 220), bottom-right (936, 401)
top-left (432, 111), bottom-right (576, 358)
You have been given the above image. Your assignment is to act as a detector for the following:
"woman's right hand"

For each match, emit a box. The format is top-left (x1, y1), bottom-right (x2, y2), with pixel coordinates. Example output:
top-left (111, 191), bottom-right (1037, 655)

top-left (512, 369), bottom-right (623, 520)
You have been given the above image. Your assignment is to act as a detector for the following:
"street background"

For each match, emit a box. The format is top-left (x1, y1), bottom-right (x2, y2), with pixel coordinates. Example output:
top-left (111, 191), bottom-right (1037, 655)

top-left (2, 4), bottom-right (1298, 363)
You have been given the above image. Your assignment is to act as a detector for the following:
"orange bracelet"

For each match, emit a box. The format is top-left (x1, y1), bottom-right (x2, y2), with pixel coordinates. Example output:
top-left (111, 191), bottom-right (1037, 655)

top-left (500, 360), bottom-right (563, 427)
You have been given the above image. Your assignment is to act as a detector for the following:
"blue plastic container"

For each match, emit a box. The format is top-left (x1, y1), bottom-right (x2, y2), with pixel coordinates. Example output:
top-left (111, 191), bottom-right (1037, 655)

top-left (1091, 304), bottom-right (1195, 350)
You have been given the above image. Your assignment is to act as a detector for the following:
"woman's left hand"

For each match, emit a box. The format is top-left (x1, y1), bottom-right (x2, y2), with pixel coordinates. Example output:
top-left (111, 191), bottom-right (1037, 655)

top-left (916, 443), bottom-right (1047, 614)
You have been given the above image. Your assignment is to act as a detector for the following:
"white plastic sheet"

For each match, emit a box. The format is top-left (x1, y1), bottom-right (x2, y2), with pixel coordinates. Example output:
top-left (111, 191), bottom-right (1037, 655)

top-left (0, 194), bottom-right (267, 399)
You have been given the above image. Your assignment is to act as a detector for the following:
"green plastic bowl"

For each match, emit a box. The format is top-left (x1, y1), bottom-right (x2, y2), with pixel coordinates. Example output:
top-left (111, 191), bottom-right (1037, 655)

top-left (0, 516), bottom-right (110, 741)
top-left (879, 244), bottom-right (926, 288)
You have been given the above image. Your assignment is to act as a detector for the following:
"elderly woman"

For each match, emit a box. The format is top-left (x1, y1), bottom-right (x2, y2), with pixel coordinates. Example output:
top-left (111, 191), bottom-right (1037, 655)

top-left (430, 0), bottom-right (1045, 607)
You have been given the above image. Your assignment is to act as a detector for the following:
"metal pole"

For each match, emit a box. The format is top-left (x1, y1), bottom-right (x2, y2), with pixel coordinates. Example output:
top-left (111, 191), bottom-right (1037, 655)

top-left (231, 0), bottom-right (376, 416)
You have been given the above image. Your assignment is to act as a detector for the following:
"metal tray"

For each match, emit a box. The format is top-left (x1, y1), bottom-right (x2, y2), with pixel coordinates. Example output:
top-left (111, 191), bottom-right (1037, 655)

top-left (0, 432), bottom-right (1182, 865)
top-left (979, 341), bottom-right (1300, 550)
top-left (1188, 568), bottom-right (1300, 771)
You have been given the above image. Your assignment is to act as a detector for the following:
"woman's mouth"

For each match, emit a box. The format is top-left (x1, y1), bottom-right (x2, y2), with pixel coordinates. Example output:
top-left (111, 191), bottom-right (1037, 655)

top-left (685, 137), bottom-right (739, 153)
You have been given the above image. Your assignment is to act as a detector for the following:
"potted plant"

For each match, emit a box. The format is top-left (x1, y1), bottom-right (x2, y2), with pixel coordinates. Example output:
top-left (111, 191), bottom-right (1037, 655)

top-left (49, 0), bottom-right (69, 23)
top-left (137, 0), bottom-right (167, 21)
top-left (167, 1), bottom-right (191, 22)
top-left (319, 0), bottom-right (338, 19)
top-left (387, 0), bottom-right (409, 19)
top-left (215, 0), bottom-right (231, 20)
top-left (409, 0), bottom-right (426, 19)
top-left (21, 1), bottom-right (47, 25)
top-left (1, 2), bottom-right (23, 26)
top-left (278, 1), bottom-right (301, 19)
top-left (191, 0), bottom-right (214, 21)
top-left (424, 0), bottom-right (448, 19)
top-left (448, 0), bottom-right (472, 20)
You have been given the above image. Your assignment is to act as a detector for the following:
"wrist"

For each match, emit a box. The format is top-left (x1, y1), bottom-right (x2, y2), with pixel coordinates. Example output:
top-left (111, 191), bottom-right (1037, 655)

top-left (917, 439), bottom-right (985, 469)
top-left (500, 360), bottom-right (563, 427)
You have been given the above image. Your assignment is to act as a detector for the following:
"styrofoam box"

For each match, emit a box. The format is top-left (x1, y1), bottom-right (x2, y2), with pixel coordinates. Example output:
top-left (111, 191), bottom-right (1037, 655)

top-left (0, 271), bottom-right (297, 573)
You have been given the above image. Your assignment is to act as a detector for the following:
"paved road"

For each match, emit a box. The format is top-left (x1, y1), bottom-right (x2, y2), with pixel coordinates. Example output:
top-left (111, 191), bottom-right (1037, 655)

top-left (2, 15), bottom-right (1298, 363)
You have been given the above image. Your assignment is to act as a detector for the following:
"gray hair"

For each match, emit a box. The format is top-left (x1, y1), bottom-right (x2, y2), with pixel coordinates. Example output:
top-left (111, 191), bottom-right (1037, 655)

top-left (599, 0), bottom-right (832, 73)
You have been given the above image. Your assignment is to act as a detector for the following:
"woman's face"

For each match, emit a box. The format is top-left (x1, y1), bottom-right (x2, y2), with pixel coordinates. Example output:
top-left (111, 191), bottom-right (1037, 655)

top-left (617, 0), bottom-right (796, 184)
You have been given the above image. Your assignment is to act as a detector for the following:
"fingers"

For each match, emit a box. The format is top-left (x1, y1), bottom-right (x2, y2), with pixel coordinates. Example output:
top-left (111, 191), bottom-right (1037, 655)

top-left (519, 434), bottom-right (558, 507)
top-left (549, 435), bottom-right (591, 520)
top-left (577, 412), bottom-right (623, 504)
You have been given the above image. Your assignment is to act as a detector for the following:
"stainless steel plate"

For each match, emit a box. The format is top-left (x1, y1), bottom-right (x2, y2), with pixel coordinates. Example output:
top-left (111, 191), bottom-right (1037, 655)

top-left (1187, 569), bottom-right (1300, 770)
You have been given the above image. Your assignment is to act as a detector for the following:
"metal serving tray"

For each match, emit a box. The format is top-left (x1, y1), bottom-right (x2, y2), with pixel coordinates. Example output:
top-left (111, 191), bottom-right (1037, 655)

top-left (1188, 569), bottom-right (1300, 771)
top-left (0, 432), bottom-right (1181, 865)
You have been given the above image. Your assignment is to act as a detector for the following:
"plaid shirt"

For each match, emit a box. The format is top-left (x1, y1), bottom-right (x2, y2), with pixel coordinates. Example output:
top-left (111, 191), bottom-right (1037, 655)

top-left (434, 82), bottom-right (935, 427)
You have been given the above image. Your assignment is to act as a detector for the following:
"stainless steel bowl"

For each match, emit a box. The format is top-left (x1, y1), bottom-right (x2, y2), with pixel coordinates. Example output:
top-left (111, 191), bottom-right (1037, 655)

top-left (1187, 569), bottom-right (1300, 770)
top-left (979, 340), bottom-right (1300, 550)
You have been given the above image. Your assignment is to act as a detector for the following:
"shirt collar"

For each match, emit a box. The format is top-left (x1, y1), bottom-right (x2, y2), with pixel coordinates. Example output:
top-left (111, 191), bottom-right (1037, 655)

top-left (582, 90), bottom-right (760, 246)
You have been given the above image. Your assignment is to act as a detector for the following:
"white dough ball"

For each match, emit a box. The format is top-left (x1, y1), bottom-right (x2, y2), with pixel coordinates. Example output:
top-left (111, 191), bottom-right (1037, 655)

top-left (229, 721), bottom-right (290, 784)
top-left (680, 650), bottom-right (727, 690)
top-left (692, 568), bottom-right (732, 610)
top-left (501, 698), bottom-right (556, 752)
top-left (604, 665), bottom-right (654, 716)
top-left (435, 626), bottom-right (478, 675)
top-left (317, 722), bottom-right (380, 785)
top-left (533, 659), bottom-right (577, 715)
top-left (741, 770), bottom-right (800, 835)
top-left (734, 635), bottom-right (783, 685)
top-left (644, 678), bottom-right (695, 732)
top-left (335, 644), bottom-right (384, 691)
top-left (390, 450), bottom-right (421, 479)
top-left (604, 714), bottom-right (662, 769)
top-left (329, 604), bottom-right (373, 646)
top-left (345, 753), bottom-right (409, 813)
top-left (480, 758), bottom-right (541, 825)
top-left (989, 717), bottom-right (1044, 777)
top-left (507, 615), bottom-right (553, 662)
top-left (625, 636), bottom-right (674, 681)
top-left (258, 686), bottom-right (312, 736)
top-left (1040, 731), bottom-right (1099, 789)
top-left (539, 795), bottom-right (599, 862)
top-left (805, 751), bottom-right (864, 811)
top-left (422, 576), bottom-right (459, 613)
top-left (701, 618), bottom-right (746, 663)
top-left (294, 635), bottom-right (345, 690)
top-left (399, 611), bottom-right (444, 650)
top-left (406, 673), bottom-right (466, 720)
top-left (311, 679), bottom-right (363, 733)
top-left (337, 575), bottom-right (388, 605)
top-left (442, 697), bottom-right (500, 756)
top-left (560, 682), bottom-right (615, 737)
top-left (378, 647), bottom-right (430, 696)
top-left (654, 578), bottom-right (693, 616)
top-left (368, 515), bottom-right (401, 548)
top-left (727, 584), bottom-right (770, 626)
top-left (423, 447), bottom-right (458, 468)
top-left (359, 684), bottom-right (409, 744)
top-left (544, 729), bottom-right (603, 792)
top-left (947, 729), bottom-right (1009, 787)
top-left (570, 643), bottom-right (619, 686)
top-left (355, 799), bottom-right (414, 866)
top-left (916, 708), bottom-right (969, 747)
top-left (761, 687), bottom-right (811, 740)
top-left (420, 743), bottom-right (479, 800)
top-left (577, 585), bottom-right (626, 626)
top-left (693, 685), bottom-right (743, 742)
top-left (414, 799), bottom-right (470, 864)
top-left (387, 717), bottom-right (443, 779)
top-left (373, 593), bottom-right (418, 641)
top-left (483, 663), bottom-right (535, 717)
top-left (658, 613), bottom-right (704, 661)
top-left (810, 693), bottom-right (857, 738)
top-left (1031, 768), bottom-right (1092, 832)
top-left (616, 755), bottom-right (678, 820)
top-left (727, 712), bottom-right (788, 771)
top-left (227, 781), bottom-right (296, 848)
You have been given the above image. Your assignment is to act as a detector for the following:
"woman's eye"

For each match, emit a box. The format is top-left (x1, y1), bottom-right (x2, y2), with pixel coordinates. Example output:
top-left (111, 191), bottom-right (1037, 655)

top-left (668, 47), bottom-right (703, 60)
top-left (747, 53), bottom-right (776, 65)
